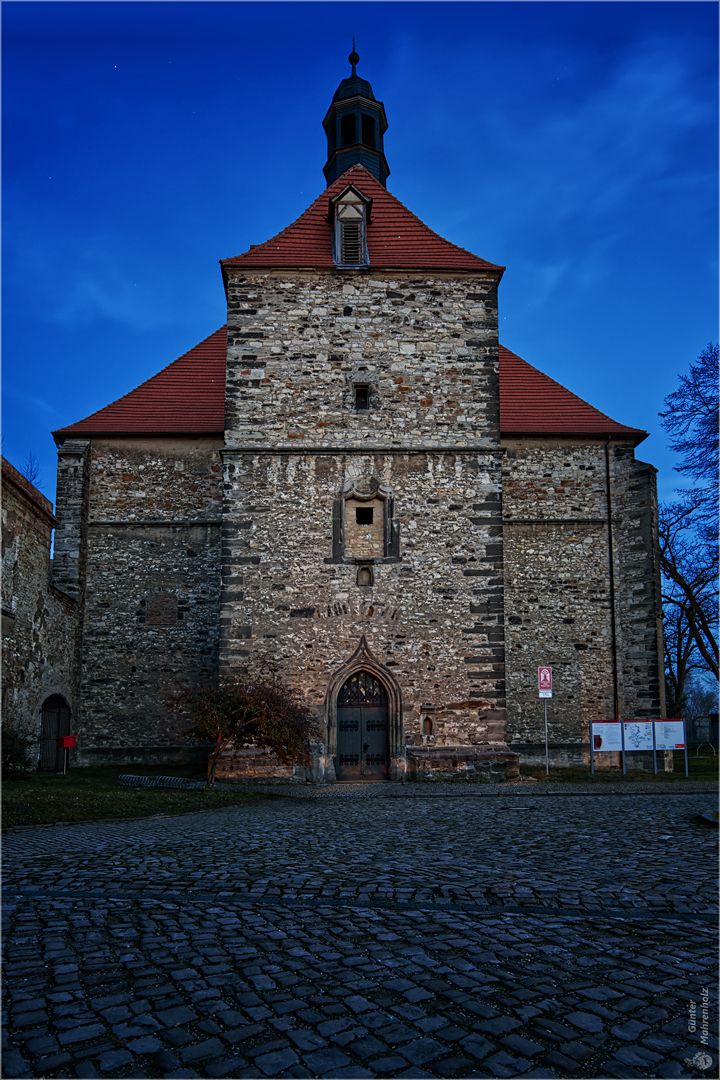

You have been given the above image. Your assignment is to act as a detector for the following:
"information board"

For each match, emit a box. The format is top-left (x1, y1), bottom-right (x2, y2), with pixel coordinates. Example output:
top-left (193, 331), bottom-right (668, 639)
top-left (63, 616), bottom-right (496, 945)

top-left (592, 723), bottom-right (623, 752)
top-left (622, 721), bottom-right (654, 751)
top-left (654, 720), bottom-right (686, 750)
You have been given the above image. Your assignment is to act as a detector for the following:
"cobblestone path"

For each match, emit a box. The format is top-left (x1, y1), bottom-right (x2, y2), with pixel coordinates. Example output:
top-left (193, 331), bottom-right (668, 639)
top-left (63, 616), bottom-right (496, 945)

top-left (2, 790), bottom-right (718, 1079)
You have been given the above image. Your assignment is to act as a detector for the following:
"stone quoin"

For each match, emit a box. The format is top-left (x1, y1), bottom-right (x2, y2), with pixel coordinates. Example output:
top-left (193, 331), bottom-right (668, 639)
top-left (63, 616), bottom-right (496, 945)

top-left (39, 48), bottom-right (665, 780)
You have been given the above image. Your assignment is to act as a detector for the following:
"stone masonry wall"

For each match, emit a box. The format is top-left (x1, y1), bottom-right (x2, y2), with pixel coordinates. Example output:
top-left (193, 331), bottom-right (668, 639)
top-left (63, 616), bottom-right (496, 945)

top-left (1, 460), bottom-right (78, 744)
top-left (219, 449), bottom-right (506, 753)
top-left (502, 437), bottom-right (665, 767)
top-left (223, 269), bottom-right (501, 450)
top-left (220, 266), bottom-right (509, 777)
top-left (611, 445), bottom-right (666, 720)
top-left (68, 437), bottom-right (223, 763)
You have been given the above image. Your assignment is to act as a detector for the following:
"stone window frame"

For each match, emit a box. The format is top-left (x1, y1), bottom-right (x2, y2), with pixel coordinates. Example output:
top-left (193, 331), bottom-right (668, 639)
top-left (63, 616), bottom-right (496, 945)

top-left (344, 368), bottom-right (380, 413)
top-left (326, 477), bottom-right (400, 565)
top-left (356, 564), bottom-right (374, 587)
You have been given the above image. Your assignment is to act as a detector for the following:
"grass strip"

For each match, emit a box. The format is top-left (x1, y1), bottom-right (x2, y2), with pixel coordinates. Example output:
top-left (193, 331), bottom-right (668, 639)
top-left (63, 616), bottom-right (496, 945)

top-left (521, 750), bottom-right (718, 784)
top-left (2, 763), bottom-right (277, 829)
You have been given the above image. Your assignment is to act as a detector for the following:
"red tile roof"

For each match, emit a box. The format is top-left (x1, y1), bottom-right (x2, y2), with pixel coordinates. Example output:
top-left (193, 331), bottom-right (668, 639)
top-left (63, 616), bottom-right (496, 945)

top-left (53, 327), bottom-right (226, 438)
top-left (54, 331), bottom-right (646, 444)
top-left (221, 165), bottom-right (504, 273)
top-left (499, 345), bottom-right (646, 440)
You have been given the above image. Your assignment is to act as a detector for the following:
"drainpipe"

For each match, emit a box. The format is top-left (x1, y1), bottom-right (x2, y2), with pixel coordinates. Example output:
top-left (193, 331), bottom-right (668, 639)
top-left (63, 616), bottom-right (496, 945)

top-left (604, 437), bottom-right (619, 721)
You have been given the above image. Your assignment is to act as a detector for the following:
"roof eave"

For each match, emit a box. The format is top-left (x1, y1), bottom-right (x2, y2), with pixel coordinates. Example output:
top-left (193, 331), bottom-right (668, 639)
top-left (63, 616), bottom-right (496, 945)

top-left (501, 428), bottom-right (648, 446)
top-left (53, 429), bottom-right (225, 443)
top-left (221, 261), bottom-right (505, 275)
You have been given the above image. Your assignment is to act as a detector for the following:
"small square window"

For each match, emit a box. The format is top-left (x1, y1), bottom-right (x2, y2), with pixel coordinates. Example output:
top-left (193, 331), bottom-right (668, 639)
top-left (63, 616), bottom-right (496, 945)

top-left (356, 508), bottom-right (373, 525)
top-left (355, 385), bottom-right (369, 410)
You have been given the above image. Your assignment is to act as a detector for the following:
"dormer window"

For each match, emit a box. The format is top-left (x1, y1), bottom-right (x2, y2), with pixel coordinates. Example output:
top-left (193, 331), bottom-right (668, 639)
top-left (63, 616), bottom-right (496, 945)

top-left (330, 185), bottom-right (371, 267)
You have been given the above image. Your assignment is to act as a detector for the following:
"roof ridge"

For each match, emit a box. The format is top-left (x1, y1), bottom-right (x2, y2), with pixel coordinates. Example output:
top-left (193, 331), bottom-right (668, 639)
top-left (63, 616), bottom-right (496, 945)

top-left (221, 166), bottom-right (374, 264)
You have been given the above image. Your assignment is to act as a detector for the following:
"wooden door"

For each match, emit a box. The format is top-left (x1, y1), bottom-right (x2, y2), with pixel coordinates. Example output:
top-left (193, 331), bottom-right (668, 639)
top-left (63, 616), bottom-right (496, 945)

top-left (39, 695), bottom-right (70, 772)
top-left (336, 671), bottom-right (389, 781)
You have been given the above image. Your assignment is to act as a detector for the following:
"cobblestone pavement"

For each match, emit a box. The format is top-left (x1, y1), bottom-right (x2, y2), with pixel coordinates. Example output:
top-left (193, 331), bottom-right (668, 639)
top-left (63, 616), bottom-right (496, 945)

top-left (2, 790), bottom-right (718, 1080)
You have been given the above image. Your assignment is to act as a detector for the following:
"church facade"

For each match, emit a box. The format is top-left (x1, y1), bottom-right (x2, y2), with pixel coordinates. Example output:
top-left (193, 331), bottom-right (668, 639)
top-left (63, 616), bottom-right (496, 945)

top-left (49, 55), bottom-right (666, 780)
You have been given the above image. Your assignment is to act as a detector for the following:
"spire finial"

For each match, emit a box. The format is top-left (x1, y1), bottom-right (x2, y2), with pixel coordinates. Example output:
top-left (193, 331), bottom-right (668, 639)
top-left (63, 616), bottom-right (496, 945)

top-left (349, 39), bottom-right (359, 76)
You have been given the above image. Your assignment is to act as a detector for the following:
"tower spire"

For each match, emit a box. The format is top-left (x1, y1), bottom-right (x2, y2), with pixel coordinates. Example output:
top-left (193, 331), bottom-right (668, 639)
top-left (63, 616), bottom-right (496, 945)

top-left (349, 40), bottom-right (359, 77)
top-left (322, 49), bottom-right (390, 188)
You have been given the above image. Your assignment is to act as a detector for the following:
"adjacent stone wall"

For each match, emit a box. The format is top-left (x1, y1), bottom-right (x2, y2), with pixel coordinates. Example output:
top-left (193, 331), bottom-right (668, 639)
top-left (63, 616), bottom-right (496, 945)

top-left (55, 437), bottom-right (224, 764)
top-left (502, 437), bottom-right (666, 768)
top-left (611, 445), bottom-right (666, 721)
top-left (53, 440), bottom-right (90, 602)
top-left (1, 459), bottom-right (78, 746)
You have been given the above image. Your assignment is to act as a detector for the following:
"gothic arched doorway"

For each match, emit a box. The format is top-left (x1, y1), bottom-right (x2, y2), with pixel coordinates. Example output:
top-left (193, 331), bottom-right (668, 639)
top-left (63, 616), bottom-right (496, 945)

top-left (336, 670), bottom-right (389, 781)
top-left (39, 694), bottom-right (71, 772)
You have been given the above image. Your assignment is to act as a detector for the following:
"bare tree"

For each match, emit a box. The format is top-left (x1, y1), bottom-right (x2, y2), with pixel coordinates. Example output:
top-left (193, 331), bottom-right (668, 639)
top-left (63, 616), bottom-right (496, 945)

top-left (660, 497), bottom-right (718, 713)
top-left (179, 661), bottom-right (319, 787)
top-left (683, 679), bottom-right (719, 722)
top-left (659, 342), bottom-right (719, 487)
top-left (659, 344), bottom-right (719, 709)
top-left (20, 453), bottom-right (41, 487)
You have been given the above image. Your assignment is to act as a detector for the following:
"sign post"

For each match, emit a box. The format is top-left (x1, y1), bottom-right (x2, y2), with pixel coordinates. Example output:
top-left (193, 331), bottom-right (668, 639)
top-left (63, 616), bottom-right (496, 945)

top-left (653, 721), bottom-right (657, 775)
top-left (538, 667), bottom-right (553, 775)
top-left (56, 734), bottom-right (76, 776)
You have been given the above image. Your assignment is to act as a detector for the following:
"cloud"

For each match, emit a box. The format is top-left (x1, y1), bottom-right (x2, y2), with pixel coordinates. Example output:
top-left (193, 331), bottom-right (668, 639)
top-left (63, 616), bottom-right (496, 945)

top-left (412, 33), bottom-right (715, 303)
top-left (3, 385), bottom-right (59, 417)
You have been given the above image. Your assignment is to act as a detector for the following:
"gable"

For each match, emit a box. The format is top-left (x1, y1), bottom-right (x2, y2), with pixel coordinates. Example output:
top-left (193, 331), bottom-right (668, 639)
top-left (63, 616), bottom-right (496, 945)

top-left (54, 331), bottom-right (646, 444)
top-left (220, 165), bottom-right (504, 274)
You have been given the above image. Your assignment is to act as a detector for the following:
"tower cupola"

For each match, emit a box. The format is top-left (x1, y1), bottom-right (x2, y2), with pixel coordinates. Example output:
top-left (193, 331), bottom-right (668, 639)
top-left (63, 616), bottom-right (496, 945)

top-left (323, 45), bottom-right (389, 188)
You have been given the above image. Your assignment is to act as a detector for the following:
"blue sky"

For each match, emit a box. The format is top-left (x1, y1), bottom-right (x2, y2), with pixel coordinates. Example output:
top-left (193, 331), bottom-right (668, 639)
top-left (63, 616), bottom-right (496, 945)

top-left (3, 1), bottom-right (717, 503)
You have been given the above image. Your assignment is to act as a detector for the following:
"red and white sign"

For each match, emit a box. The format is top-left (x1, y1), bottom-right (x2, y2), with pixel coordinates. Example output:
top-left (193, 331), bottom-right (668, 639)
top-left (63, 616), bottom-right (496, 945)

top-left (538, 667), bottom-right (553, 691)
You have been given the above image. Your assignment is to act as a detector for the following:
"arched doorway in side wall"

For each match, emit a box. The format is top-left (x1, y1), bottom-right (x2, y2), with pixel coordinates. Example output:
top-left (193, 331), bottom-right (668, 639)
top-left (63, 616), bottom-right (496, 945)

top-left (39, 695), bottom-right (71, 771)
top-left (336, 671), bottom-right (389, 781)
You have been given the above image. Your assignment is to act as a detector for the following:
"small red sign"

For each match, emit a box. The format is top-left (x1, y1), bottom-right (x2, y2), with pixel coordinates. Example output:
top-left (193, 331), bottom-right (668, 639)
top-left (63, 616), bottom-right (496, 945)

top-left (57, 735), bottom-right (76, 749)
top-left (538, 666), bottom-right (553, 692)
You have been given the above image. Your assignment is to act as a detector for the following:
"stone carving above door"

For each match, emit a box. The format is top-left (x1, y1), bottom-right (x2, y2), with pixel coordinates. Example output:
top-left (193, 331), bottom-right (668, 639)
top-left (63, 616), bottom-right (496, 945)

top-left (342, 476), bottom-right (392, 502)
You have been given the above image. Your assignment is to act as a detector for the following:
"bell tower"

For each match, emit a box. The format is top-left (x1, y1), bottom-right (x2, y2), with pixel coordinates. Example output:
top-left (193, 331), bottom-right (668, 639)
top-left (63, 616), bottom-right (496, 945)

top-left (322, 44), bottom-right (390, 188)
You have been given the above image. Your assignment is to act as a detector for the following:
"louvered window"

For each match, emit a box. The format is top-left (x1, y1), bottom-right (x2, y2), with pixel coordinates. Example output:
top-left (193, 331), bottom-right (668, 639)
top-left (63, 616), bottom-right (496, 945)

top-left (341, 222), bottom-right (362, 264)
top-left (331, 185), bottom-right (370, 267)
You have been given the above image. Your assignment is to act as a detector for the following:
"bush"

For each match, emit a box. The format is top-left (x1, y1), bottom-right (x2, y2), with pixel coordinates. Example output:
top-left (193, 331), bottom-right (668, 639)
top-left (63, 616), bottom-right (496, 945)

top-left (2, 725), bottom-right (36, 781)
top-left (180, 662), bottom-right (319, 787)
